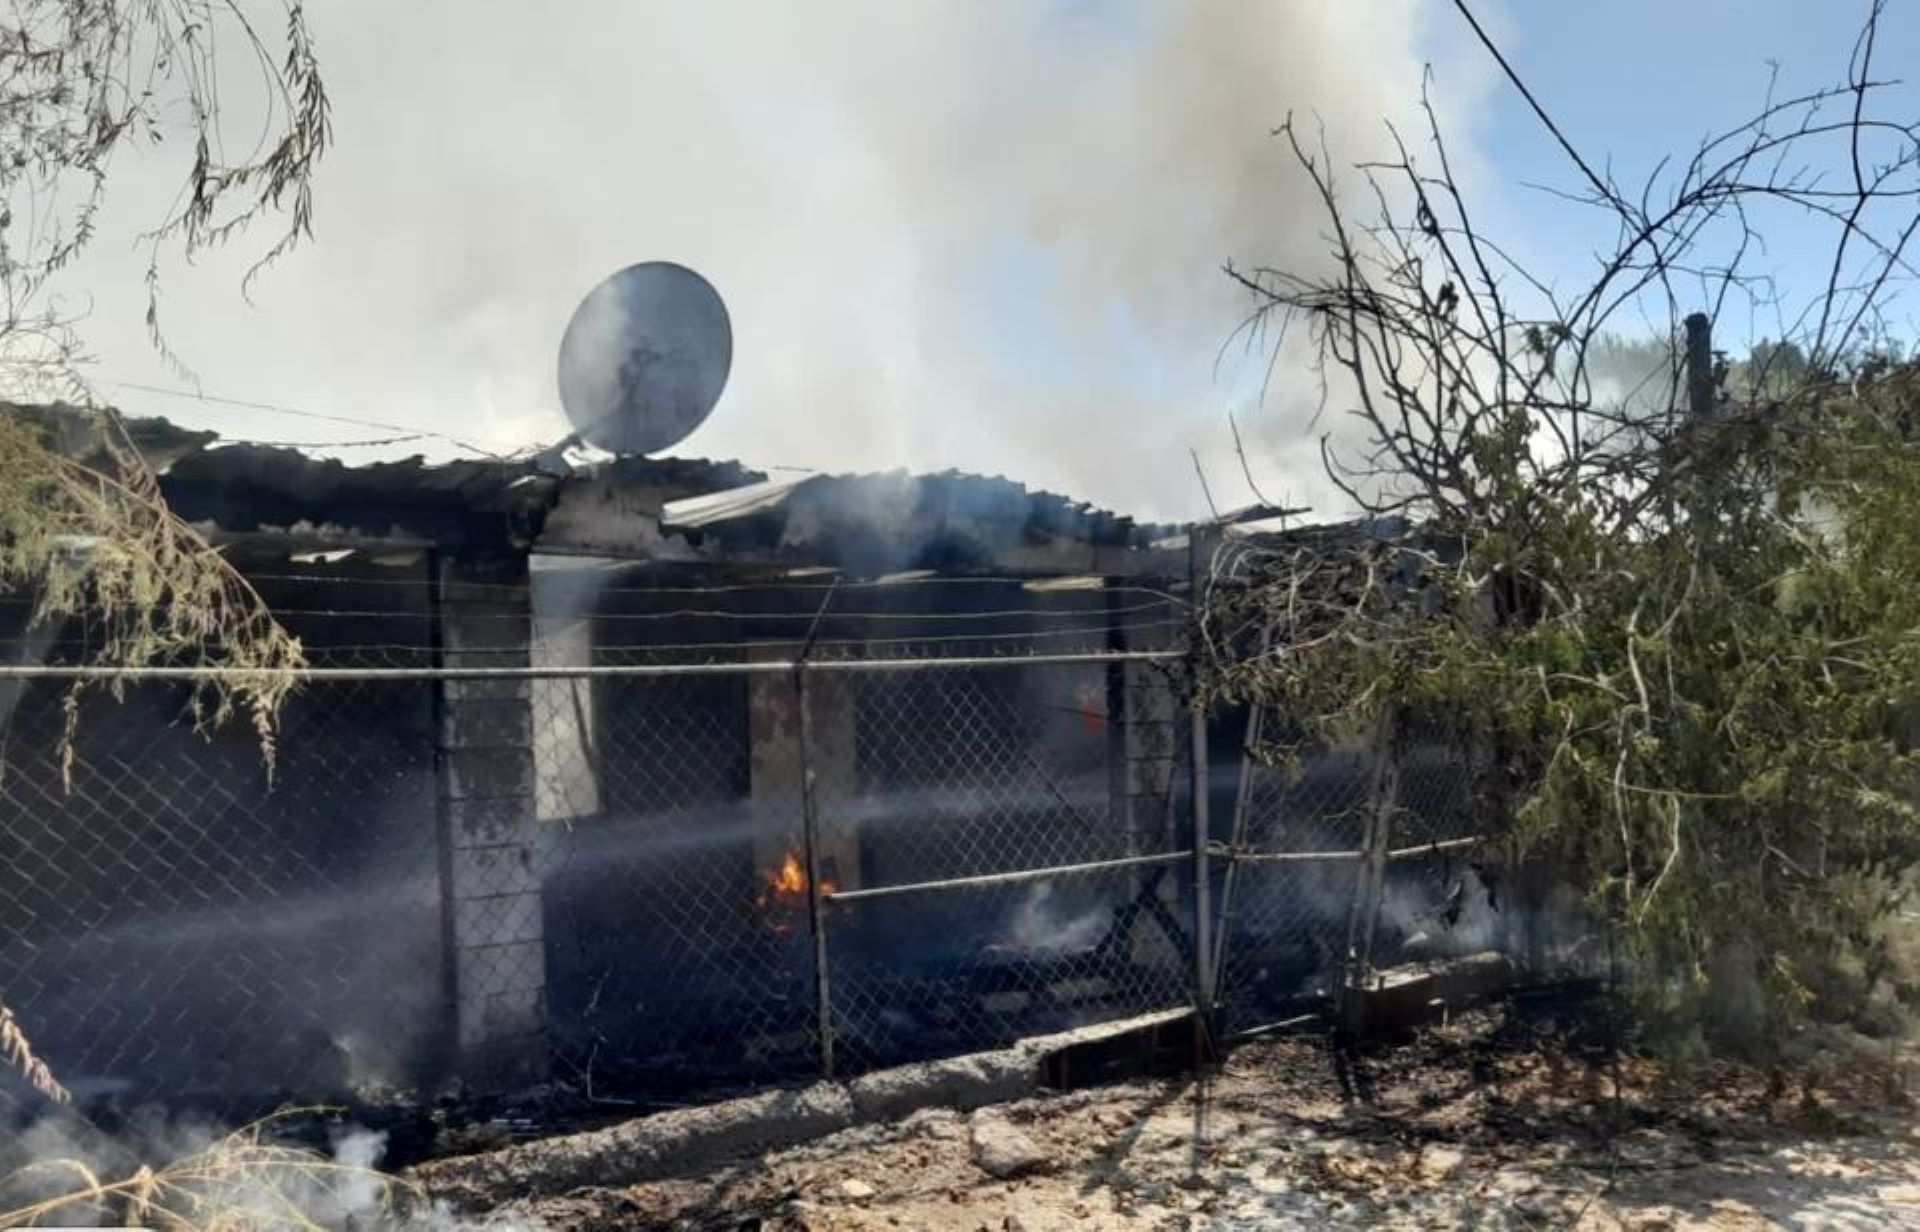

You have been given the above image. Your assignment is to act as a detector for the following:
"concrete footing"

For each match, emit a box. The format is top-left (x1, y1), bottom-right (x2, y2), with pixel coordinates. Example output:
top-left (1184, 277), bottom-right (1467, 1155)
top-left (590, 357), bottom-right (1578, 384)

top-left (1346, 951), bottom-right (1519, 1034)
top-left (414, 1008), bottom-right (1195, 1206)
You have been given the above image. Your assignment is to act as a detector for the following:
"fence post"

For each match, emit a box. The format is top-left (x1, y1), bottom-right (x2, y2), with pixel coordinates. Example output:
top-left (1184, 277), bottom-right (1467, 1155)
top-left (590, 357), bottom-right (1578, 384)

top-left (1685, 312), bottom-right (1716, 421)
top-left (1206, 623), bottom-right (1276, 1016)
top-left (1189, 705), bottom-right (1215, 1033)
top-left (431, 550), bottom-right (550, 1087)
top-left (795, 665), bottom-right (836, 1079)
top-left (1340, 708), bottom-right (1399, 1031)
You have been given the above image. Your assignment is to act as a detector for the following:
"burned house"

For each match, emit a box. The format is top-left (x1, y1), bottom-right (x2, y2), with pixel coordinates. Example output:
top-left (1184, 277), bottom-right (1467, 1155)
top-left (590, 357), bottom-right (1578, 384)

top-left (0, 402), bottom-right (1507, 1128)
top-left (0, 412), bottom-right (1209, 1115)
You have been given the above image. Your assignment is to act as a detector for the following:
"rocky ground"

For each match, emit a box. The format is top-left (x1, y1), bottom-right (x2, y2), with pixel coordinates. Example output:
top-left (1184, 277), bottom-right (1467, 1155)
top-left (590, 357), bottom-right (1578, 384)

top-left (469, 991), bottom-right (1920, 1230)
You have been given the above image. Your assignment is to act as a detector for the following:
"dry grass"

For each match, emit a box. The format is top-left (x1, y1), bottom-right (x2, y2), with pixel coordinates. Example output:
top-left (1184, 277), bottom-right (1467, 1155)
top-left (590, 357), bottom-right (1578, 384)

top-left (0, 1112), bottom-right (408, 1230)
top-left (0, 1001), bottom-right (65, 1105)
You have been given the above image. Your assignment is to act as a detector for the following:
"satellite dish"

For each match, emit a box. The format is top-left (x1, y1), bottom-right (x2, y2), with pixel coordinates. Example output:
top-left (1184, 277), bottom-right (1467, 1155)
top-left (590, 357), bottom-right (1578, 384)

top-left (556, 261), bottom-right (732, 456)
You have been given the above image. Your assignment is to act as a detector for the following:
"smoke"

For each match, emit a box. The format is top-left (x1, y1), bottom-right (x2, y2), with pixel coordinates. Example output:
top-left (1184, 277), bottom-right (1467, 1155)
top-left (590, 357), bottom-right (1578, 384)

top-left (1382, 865), bottom-right (1504, 958)
top-left (69, 1), bottom-right (1498, 522)
top-left (1002, 880), bottom-right (1109, 955)
top-left (0, 1115), bottom-right (541, 1229)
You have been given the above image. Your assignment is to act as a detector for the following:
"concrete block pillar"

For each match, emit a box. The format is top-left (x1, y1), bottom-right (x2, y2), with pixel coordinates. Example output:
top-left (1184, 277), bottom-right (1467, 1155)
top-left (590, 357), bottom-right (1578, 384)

top-left (1106, 616), bottom-right (1185, 966)
top-left (748, 658), bottom-right (860, 900)
top-left (435, 551), bottom-right (548, 1085)
top-left (1107, 658), bottom-right (1181, 853)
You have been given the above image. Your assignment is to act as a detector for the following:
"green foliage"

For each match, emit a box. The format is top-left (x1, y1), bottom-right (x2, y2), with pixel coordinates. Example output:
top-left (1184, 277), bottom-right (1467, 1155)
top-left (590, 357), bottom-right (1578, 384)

top-left (0, 408), bottom-right (303, 777)
top-left (1211, 366), bottom-right (1920, 1054)
top-left (0, 1), bottom-right (328, 1109)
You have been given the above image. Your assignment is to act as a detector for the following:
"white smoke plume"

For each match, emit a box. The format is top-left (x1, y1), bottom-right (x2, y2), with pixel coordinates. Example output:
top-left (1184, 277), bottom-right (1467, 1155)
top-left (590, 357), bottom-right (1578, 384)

top-left (68, 1), bottom-right (1500, 522)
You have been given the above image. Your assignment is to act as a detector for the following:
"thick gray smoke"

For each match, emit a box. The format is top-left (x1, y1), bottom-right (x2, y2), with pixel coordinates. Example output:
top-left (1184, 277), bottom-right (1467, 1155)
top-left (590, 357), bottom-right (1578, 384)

top-left (68, 1), bottom-right (1496, 521)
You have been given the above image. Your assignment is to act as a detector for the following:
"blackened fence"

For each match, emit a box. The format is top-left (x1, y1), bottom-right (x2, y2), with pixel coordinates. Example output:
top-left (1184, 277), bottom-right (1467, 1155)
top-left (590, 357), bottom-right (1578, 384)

top-left (0, 650), bottom-right (1496, 1121)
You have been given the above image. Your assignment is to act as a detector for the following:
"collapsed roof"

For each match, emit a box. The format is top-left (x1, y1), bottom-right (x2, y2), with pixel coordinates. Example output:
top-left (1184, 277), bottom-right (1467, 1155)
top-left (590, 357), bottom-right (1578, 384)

top-left (22, 405), bottom-right (1189, 579)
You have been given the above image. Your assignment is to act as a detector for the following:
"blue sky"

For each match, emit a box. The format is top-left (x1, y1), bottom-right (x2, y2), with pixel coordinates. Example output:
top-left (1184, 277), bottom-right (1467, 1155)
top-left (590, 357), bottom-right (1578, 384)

top-left (1452, 0), bottom-right (1920, 343)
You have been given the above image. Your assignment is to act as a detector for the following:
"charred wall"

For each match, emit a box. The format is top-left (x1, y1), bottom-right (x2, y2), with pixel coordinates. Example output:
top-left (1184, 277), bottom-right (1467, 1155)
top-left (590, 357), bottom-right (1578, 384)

top-left (0, 552), bottom-right (444, 1114)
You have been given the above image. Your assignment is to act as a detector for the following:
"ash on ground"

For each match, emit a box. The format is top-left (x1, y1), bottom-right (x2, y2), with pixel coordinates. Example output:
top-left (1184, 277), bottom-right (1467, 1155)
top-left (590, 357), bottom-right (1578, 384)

top-left (462, 990), bottom-right (1920, 1230)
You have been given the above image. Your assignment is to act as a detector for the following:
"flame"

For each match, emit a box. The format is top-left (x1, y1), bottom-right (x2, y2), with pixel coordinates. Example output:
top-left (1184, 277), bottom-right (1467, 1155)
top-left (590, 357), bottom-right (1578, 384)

top-left (756, 850), bottom-right (837, 933)
top-left (771, 851), bottom-right (807, 895)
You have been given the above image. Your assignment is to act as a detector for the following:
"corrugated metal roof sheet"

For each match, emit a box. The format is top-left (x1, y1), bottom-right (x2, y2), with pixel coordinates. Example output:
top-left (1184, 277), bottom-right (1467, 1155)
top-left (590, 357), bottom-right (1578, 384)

top-left (661, 474), bottom-right (816, 528)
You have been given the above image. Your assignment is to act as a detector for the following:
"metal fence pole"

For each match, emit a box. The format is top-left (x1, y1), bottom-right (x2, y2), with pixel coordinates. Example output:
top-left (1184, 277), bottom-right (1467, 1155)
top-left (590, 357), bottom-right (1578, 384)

top-left (1208, 695), bottom-right (1263, 1012)
top-left (1187, 531), bottom-right (1214, 1034)
top-left (1204, 620), bottom-right (1275, 1025)
top-left (1189, 705), bottom-right (1215, 1029)
top-left (1340, 708), bottom-right (1399, 1029)
top-left (795, 665), bottom-right (836, 1079)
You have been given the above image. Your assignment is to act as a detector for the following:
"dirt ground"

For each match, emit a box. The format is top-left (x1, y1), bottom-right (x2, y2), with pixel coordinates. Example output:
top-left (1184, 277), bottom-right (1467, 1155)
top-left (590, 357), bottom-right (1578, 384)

top-left (477, 992), bottom-right (1920, 1230)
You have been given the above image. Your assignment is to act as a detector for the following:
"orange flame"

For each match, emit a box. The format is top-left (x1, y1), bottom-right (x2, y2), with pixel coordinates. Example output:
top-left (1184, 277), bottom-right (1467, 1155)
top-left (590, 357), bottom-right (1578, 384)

top-left (770, 851), bottom-right (807, 895)
top-left (756, 850), bottom-right (837, 933)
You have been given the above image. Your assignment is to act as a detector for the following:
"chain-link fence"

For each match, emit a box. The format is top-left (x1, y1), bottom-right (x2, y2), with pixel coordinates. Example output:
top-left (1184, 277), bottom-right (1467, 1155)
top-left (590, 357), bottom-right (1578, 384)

top-left (0, 674), bottom-right (445, 1111)
top-left (1208, 710), bottom-right (1487, 1035)
top-left (529, 655), bottom-right (1198, 1090)
top-left (1, 628), bottom-right (1515, 1123)
top-left (0, 646), bottom-right (1205, 1120)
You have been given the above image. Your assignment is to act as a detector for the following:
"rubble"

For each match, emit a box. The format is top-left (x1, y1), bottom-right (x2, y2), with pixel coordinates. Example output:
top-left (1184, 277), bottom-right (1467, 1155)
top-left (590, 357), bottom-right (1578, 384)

top-left (968, 1111), bottom-right (1048, 1178)
top-left (443, 993), bottom-right (1920, 1230)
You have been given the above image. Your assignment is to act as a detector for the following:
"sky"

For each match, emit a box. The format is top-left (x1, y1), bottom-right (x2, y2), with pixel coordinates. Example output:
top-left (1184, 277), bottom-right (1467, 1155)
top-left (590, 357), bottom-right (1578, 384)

top-left (1454, 1), bottom-right (1920, 347)
top-left (52, 0), bottom-right (1920, 524)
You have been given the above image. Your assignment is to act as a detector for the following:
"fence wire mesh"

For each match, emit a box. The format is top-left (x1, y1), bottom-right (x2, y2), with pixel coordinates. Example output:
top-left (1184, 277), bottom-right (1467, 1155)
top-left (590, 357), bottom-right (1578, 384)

top-left (1212, 738), bottom-right (1371, 1033)
top-left (1372, 738), bottom-right (1492, 968)
top-left (821, 663), bottom-right (1191, 1073)
top-left (0, 647), bottom-right (1201, 1120)
top-left (1, 620), bottom-right (1505, 1123)
top-left (530, 671), bottom-right (823, 1096)
top-left (1210, 716), bottom-right (1486, 1035)
top-left (0, 676), bottom-right (444, 1113)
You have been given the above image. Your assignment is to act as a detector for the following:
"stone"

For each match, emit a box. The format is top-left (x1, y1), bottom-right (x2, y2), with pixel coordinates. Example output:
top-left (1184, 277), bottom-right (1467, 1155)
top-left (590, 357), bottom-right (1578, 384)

top-left (1416, 1144), bottom-right (1468, 1181)
top-left (1490, 1164), bottom-right (1538, 1195)
top-left (840, 1178), bottom-right (877, 1200)
top-left (970, 1113), bottom-right (1049, 1179)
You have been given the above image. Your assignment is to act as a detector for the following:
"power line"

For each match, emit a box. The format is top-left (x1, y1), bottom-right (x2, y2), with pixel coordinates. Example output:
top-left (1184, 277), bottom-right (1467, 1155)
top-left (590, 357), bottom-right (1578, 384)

top-left (105, 378), bottom-right (837, 476)
top-left (104, 378), bottom-right (526, 458)
top-left (223, 434), bottom-right (431, 450)
top-left (1450, 0), bottom-right (1616, 211)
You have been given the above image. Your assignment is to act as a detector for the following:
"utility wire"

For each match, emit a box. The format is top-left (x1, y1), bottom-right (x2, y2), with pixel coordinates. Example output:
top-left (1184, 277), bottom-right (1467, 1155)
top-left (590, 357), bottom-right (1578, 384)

top-left (105, 378), bottom-right (521, 458)
top-left (1450, 0), bottom-right (1617, 210)
top-left (106, 379), bottom-right (844, 477)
